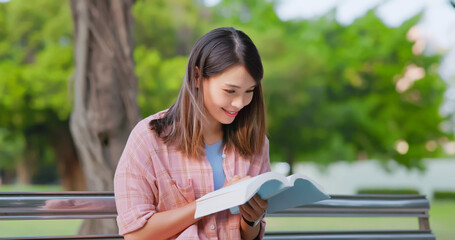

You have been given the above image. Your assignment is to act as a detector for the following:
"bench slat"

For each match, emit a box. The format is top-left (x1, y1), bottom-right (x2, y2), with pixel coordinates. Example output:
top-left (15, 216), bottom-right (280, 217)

top-left (0, 192), bottom-right (435, 239)
top-left (0, 231), bottom-right (435, 240)
top-left (0, 235), bottom-right (123, 240)
top-left (264, 230), bottom-right (435, 240)
top-left (0, 192), bottom-right (116, 220)
top-left (0, 193), bottom-right (430, 219)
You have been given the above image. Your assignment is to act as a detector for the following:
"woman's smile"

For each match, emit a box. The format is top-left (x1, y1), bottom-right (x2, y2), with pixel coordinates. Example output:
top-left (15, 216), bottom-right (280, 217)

top-left (223, 108), bottom-right (239, 118)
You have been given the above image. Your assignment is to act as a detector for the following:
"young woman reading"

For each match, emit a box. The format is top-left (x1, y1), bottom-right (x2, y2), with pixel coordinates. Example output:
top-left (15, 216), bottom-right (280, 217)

top-left (114, 27), bottom-right (270, 240)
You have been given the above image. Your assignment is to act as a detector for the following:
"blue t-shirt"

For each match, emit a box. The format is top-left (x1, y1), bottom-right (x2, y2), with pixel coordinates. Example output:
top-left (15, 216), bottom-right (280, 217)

top-left (205, 140), bottom-right (226, 190)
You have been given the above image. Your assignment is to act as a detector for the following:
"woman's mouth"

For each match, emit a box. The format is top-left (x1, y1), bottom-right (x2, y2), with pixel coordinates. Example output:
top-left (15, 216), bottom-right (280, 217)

top-left (223, 108), bottom-right (238, 117)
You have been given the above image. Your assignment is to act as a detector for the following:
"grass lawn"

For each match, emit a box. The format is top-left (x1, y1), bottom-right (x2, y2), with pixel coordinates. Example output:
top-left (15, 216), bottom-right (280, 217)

top-left (0, 219), bottom-right (83, 237)
top-left (0, 184), bottom-right (62, 191)
top-left (428, 200), bottom-right (455, 240)
top-left (0, 185), bottom-right (454, 239)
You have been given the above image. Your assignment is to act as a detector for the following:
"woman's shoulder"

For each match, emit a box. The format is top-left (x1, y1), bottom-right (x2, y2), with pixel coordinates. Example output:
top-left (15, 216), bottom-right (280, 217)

top-left (142, 109), bottom-right (168, 124)
top-left (130, 109), bottom-right (169, 139)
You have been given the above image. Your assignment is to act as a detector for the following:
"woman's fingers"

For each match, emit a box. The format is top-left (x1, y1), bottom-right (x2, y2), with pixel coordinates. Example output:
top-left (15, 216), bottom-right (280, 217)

top-left (224, 175), bottom-right (250, 187)
top-left (249, 195), bottom-right (268, 210)
top-left (240, 194), bottom-right (268, 221)
top-left (222, 178), bottom-right (268, 222)
top-left (239, 204), bottom-right (254, 220)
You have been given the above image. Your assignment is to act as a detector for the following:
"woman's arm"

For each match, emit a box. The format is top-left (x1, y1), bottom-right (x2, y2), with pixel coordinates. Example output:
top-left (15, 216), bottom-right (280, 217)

top-left (124, 201), bottom-right (199, 240)
top-left (239, 194), bottom-right (268, 240)
top-left (225, 176), bottom-right (267, 240)
top-left (239, 215), bottom-right (261, 240)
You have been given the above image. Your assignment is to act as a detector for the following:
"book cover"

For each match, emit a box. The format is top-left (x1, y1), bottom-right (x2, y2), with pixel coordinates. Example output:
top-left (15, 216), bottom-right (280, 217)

top-left (194, 172), bottom-right (330, 218)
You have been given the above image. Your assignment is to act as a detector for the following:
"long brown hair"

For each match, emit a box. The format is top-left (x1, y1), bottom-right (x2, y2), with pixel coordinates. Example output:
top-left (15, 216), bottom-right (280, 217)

top-left (150, 27), bottom-right (265, 158)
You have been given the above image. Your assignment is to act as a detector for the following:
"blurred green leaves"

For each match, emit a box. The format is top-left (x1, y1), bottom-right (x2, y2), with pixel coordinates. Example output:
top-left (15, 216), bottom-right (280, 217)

top-left (0, 0), bottom-right (73, 177)
top-left (0, 0), bottom-right (452, 175)
top-left (0, 0), bottom-right (73, 129)
top-left (135, 46), bottom-right (187, 116)
top-left (201, 2), bottom-right (451, 168)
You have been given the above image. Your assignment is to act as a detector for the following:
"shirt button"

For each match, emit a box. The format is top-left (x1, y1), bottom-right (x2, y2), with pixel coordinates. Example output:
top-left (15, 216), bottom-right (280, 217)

top-left (210, 225), bottom-right (215, 230)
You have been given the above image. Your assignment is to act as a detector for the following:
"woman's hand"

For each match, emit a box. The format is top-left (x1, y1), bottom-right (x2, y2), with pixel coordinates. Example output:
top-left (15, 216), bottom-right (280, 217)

top-left (227, 174), bottom-right (267, 240)
top-left (224, 175), bottom-right (268, 239)
top-left (238, 194), bottom-right (267, 240)
top-left (239, 194), bottom-right (268, 224)
top-left (224, 175), bottom-right (250, 187)
top-left (224, 175), bottom-right (268, 222)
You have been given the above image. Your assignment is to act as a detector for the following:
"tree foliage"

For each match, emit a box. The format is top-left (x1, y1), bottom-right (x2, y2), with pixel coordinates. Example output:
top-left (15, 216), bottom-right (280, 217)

top-left (0, 0), bottom-right (452, 183)
top-left (132, 0), bottom-right (212, 116)
top-left (263, 11), bottom-right (448, 169)
top-left (133, 0), bottom-right (451, 169)
top-left (0, 0), bottom-right (74, 183)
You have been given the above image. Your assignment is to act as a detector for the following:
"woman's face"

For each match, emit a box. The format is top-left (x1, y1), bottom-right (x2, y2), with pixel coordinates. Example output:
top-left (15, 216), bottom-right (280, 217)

top-left (202, 64), bottom-right (256, 126)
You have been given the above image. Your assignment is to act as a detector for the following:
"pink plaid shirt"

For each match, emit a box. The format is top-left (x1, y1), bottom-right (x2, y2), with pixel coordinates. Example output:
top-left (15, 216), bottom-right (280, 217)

top-left (114, 111), bottom-right (271, 239)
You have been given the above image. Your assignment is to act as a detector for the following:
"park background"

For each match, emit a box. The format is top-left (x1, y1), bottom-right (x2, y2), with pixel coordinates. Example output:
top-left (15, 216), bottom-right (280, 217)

top-left (0, 0), bottom-right (454, 239)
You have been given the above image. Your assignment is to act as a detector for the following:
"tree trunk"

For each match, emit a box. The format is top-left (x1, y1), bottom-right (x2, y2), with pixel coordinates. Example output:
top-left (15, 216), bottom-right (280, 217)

top-left (286, 150), bottom-right (295, 175)
top-left (16, 138), bottom-right (39, 185)
top-left (48, 117), bottom-right (86, 191)
top-left (69, 0), bottom-right (139, 234)
top-left (16, 157), bottom-right (34, 185)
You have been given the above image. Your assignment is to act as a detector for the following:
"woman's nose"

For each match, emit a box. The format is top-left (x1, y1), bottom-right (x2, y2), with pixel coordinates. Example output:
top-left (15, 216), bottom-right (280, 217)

top-left (232, 96), bottom-right (244, 109)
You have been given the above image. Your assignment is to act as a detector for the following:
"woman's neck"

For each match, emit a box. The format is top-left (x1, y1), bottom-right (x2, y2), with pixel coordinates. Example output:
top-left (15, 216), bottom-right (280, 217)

top-left (203, 117), bottom-right (223, 145)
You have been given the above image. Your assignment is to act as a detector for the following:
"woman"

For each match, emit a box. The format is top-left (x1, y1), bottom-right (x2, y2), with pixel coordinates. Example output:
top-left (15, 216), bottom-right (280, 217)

top-left (114, 27), bottom-right (270, 240)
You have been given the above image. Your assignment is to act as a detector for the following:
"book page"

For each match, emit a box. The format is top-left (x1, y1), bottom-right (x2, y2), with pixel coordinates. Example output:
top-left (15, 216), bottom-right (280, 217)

top-left (267, 176), bottom-right (330, 213)
top-left (195, 172), bottom-right (329, 218)
top-left (197, 176), bottom-right (256, 202)
top-left (196, 172), bottom-right (288, 218)
top-left (230, 176), bottom-right (291, 214)
top-left (287, 173), bottom-right (327, 194)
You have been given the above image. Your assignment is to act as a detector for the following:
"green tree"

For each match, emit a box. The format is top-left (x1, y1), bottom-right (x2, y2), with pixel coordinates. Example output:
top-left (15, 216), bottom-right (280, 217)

top-left (200, 2), bottom-right (451, 171)
top-left (69, 0), bottom-right (140, 234)
top-left (266, 11), bottom-right (448, 170)
top-left (132, 0), bottom-right (213, 116)
top-left (1, 0), bottom-right (452, 195)
top-left (0, 0), bottom-right (85, 188)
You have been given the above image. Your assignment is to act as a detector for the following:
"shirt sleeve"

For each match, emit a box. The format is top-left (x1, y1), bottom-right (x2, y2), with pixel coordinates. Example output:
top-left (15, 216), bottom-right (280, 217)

top-left (114, 122), bottom-right (158, 236)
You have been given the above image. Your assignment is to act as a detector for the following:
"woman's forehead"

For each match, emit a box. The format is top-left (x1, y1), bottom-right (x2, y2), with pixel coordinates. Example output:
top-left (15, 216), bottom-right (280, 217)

top-left (208, 65), bottom-right (256, 87)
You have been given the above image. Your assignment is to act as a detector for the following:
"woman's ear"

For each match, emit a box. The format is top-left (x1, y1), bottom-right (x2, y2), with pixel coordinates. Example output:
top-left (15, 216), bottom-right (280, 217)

top-left (194, 66), bottom-right (201, 88)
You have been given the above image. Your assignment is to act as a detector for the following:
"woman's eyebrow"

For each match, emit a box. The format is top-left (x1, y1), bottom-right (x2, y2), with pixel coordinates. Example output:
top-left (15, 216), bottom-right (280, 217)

top-left (225, 83), bottom-right (257, 89)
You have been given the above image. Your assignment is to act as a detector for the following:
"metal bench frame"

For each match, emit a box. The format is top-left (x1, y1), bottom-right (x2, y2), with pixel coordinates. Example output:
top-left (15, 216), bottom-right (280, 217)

top-left (0, 192), bottom-right (435, 240)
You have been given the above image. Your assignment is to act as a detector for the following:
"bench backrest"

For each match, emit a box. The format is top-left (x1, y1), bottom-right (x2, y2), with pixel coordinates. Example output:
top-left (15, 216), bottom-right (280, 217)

top-left (0, 191), bottom-right (116, 220)
top-left (0, 192), bottom-right (435, 239)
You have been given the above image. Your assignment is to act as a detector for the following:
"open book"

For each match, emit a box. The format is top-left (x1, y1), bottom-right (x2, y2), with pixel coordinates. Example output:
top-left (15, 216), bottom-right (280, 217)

top-left (194, 172), bottom-right (330, 218)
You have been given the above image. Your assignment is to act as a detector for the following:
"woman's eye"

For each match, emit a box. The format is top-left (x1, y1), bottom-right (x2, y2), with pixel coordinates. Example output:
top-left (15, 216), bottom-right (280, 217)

top-left (224, 89), bottom-right (235, 94)
top-left (246, 89), bottom-right (255, 93)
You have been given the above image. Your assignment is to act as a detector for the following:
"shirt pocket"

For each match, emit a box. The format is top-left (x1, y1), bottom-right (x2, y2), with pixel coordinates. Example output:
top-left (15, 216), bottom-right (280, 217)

top-left (159, 178), bottom-right (195, 211)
